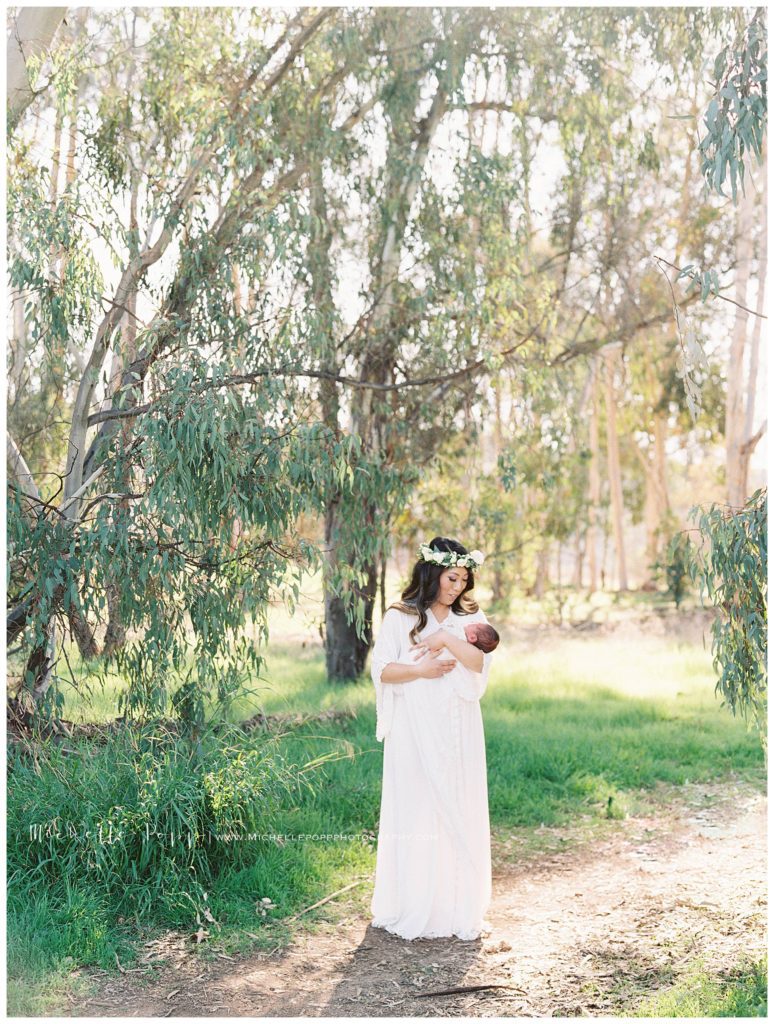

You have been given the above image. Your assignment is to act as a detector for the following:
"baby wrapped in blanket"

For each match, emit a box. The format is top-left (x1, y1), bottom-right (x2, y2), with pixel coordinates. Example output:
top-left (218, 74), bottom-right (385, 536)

top-left (405, 615), bottom-right (500, 702)
top-left (370, 608), bottom-right (500, 744)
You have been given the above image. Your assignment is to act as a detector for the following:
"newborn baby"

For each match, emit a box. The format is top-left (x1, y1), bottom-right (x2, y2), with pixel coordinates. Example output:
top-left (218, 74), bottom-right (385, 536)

top-left (409, 620), bottom-right (500, 672)
top-left (406, 618), bottom-right (499, 703)
top-left (462, 622), bottom-right (500, 653)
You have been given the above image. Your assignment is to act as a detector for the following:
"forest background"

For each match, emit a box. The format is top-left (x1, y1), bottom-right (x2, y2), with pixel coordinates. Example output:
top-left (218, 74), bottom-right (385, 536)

top-left (5, 6), bottom-right (768, 1015)
top-left (7, 5), bottom-right (767, 710)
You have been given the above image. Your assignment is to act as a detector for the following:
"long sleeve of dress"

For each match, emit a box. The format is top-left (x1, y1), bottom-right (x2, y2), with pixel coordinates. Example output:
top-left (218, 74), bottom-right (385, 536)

top-left (370, 608), bottom-right (405, 742)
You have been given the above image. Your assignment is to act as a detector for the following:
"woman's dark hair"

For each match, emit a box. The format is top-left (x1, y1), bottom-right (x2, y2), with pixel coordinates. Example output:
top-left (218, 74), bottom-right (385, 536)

top-left (389, 536), bottom-right (479, 643)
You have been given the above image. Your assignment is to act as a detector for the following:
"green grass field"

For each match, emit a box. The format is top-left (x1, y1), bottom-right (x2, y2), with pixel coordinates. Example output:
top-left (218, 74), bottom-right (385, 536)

top-left (629, 952), bottom-right (768, 1017)
top-left (7, 599), bottom-right (767, 1016)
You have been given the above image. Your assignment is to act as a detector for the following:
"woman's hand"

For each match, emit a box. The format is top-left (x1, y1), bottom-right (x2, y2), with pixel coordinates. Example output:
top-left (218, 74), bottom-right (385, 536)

top-left (413, 650), bottom-right (456, 679)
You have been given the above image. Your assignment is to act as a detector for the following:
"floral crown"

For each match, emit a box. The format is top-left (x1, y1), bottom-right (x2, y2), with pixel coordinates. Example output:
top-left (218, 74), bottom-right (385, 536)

top-left (418, 543), bottom-right (485, 570)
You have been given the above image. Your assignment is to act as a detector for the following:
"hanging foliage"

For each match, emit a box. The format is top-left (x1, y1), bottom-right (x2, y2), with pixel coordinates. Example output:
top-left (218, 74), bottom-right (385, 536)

top-left (698, 6), bottom-right (767, 203)
top-left (685, 488), bottom-right (767, 746)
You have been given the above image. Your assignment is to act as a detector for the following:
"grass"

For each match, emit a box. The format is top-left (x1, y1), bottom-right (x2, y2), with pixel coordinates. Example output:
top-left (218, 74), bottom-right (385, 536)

top-left (628, 953), bottom-right (767, 1017)
top-left (6, 598), bottom-right (767, 1016)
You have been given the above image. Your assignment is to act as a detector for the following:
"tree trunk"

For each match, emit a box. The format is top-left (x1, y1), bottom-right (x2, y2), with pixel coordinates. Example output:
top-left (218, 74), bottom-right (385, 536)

top-left (379, 549), bottom-right (387, 621)
top-left (7, 7), bottom-right (68, 131)
top-left (62, 63), bottom-right (88, 378)
top-left (561, 367), bottom-right (591, 594)
top-left (324, 499), bottom-right (378, 681)
top-left (739, 173), bottom-right (767, 500)
top-left (531, 542), bottom-right (550, 599)
top-left (639, 408), bottom-right (670, 580)
top-left (490, 377), bottom-right (508, 604)
top-left (653, 413), bottom-right (669, 521)
top-left (642, 456), bottom-right (660, 577)
top-left (228, 262), bottom-right (244, 550)
top-left (491, 566), bottom-right (506, 604)
top-left (330, 71), bottom-right (450, 681)
top-left (9, 289), bottom-right (28, 397)
top-left (573, 527), bottom-right (585, 589)
top-left (587, 354), bottom-right (601, 591)
top-left (725, 183), bottom-right (755, 506)
top-left (19, 618), bottom-right (60, 710)
top-left (305, 117), bottom-right (363, 682)
top-left (101, 166), bottom-right (142, 658)
top-left (48, 101), bottom-right (63, 258)
top-left (102, 583), bottom-right (127, 658)
top-left (604, 344), bottom-right (628, 590)
top-left (68, 606), bottom-right (99, 659)
top-left (7, 431), bottom-right (41, 502)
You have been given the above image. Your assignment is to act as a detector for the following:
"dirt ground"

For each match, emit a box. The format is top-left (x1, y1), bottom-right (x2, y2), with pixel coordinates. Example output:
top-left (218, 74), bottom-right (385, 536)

top-left (65, 775), bottom-right (766, 1018)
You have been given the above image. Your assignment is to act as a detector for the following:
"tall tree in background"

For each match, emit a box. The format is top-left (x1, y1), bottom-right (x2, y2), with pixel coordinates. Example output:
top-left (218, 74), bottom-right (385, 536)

top-left (725, 176), bottom-right (767, 506)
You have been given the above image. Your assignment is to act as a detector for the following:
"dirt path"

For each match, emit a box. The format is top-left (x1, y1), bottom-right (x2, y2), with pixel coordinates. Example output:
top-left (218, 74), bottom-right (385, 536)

top-left (68, 777), bottom-right (766, 1018)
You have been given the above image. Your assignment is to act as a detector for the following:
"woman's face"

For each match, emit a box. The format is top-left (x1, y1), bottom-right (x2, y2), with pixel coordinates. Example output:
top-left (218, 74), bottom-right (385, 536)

top-left (437, 566), bottom-right (469, 605)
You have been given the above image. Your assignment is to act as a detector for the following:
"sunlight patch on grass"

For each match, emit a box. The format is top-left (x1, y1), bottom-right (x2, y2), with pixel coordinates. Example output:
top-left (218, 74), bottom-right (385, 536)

top-left (487, 634), bottom-right (718, 705)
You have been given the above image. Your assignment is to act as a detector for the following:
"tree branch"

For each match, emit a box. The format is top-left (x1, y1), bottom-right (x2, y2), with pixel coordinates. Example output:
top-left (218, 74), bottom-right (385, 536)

top-left (653, 255), bottom-right (768, 319)
top-left (80, 64), bottom-right (385, 479)
top-left (550, 293), bottom-right (704, 366)
top-left (741, 419), bottom-right (767, 456)
top-left (85, 323), bottom-right (543, 427)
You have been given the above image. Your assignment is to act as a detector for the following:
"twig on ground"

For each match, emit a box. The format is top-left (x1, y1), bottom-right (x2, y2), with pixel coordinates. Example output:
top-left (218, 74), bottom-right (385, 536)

top-left (416, 983), bottom-right (523, 998)
top-left (286, 878), bottom-right (370, 922)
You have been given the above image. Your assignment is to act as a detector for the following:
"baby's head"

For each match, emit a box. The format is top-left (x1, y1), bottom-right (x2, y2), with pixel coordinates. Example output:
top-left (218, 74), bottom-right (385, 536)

top-left (463, 623), bottom-right (500, 653)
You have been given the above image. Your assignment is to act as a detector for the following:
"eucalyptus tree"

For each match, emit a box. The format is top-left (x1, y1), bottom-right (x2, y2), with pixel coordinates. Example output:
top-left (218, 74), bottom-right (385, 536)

top-left (379, 7), bottom-right (744, 606)
top-left (664, 7), bottom-right (768, 736)
top-left (295, 7), bottom-right (684, 675)
top-left (651, 6), bottom-right (767, 495)
top-left (269, 7), bottom-right (536, 677)
top-left (7, 8), bottom-right (397, 720)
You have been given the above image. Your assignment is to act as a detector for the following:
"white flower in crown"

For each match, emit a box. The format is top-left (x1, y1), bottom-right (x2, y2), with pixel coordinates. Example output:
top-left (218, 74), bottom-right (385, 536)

top-left (417, 544), bottom-right (486, 570)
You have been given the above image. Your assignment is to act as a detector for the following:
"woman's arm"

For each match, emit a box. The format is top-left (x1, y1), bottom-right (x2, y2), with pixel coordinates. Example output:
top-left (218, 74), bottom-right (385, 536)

top-left (372, 609), bottom-right (456, 685)
top-left (380, 661), bottom-right (421, 684)
top-left (381, 650), bottom-right (457, 683)
top-left (442, 632), bottom-right (484, 672)
top-left (412, 629), bottom-right (484, 672)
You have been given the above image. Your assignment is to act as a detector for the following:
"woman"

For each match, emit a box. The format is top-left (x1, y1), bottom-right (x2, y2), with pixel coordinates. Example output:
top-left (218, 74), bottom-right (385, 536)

top-left (369, 536), bottom-right (495, 941)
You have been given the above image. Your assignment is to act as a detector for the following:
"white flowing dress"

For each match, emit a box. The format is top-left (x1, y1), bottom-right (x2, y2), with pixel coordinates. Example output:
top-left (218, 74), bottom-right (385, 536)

top-left (370, 605), bottom-right (494, 941)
